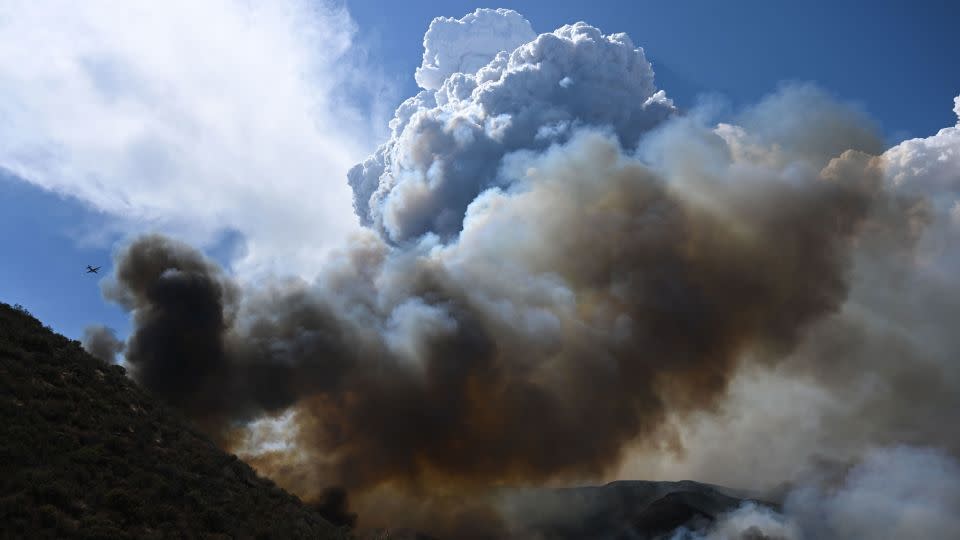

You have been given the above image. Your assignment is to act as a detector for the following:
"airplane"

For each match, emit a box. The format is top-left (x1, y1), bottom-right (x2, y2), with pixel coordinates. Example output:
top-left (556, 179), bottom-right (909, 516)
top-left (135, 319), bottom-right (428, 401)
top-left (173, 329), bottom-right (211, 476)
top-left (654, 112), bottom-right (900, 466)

top-left (86, 265), bottom-right (101, 274)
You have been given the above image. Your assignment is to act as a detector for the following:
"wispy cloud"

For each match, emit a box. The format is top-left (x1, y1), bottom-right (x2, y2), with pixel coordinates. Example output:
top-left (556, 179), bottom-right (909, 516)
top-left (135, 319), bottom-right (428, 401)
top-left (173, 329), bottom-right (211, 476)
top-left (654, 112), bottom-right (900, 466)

top-left (0, 0), bottom-right (382, 276)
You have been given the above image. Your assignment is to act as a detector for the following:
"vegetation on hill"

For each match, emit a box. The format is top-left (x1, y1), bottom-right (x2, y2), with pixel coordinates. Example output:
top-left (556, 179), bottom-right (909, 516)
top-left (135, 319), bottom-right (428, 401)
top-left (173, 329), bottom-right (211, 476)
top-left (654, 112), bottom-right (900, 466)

top-left (0, 302), bottom-right (349, 539)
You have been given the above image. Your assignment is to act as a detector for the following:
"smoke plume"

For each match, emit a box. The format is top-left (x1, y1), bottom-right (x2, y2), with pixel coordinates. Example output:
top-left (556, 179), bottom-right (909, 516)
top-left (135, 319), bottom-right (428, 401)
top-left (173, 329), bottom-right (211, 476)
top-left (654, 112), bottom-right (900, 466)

top-left (81, 324), bottom-right (124, 363)
top-left (616, 84), bottom-right (960, 495)
top-left (673, 446), bottom-right (960, 540)
top-left (309, 486), bottom-right (358, 530)
top-left (348, 9), bottom-right (674, 242)
top-left (99, 8), bottom-right (960, 537)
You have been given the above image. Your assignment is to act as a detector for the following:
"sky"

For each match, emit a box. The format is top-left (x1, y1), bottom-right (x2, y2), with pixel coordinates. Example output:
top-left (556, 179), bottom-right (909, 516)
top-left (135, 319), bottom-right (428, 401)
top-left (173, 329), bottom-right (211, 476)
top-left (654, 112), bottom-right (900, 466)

top-left (1, 0), bottom-right (958, 341)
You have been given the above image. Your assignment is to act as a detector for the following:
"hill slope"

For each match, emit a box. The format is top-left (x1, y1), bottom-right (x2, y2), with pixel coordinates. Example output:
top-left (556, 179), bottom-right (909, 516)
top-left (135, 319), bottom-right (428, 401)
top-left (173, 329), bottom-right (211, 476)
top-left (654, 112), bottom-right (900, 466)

top-left (0, 302), bottom-right (347, 540)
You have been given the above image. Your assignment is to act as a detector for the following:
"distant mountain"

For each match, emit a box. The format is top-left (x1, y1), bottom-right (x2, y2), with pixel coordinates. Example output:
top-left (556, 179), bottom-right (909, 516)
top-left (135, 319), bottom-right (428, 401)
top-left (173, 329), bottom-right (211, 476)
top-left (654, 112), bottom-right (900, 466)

top-left (0, 302), bottom-right (348, 540)
top-left (500, 480), bottom-right (776, 539)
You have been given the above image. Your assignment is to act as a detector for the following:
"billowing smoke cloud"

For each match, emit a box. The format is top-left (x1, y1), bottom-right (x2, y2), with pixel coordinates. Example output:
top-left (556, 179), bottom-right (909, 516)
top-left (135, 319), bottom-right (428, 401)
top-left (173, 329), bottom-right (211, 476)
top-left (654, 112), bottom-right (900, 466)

top-left (616, 91), bottom-right (960, 494)
top-left (348, 9), bottom-right (674, 242)
top-left (415, 8), bottom-right (536, 91)
top-left (81, 324), bottom-right (124, 363)
top-left (100, 8), bottom-right (960, 537)
top-left (885, 94), bottom-right (960, 222)
top-left (101, 234), bottom-right (361, 437)
top-left (785, 446), bottom-right (960, 540)
top-left (674, 446), bottom-right (960, 540)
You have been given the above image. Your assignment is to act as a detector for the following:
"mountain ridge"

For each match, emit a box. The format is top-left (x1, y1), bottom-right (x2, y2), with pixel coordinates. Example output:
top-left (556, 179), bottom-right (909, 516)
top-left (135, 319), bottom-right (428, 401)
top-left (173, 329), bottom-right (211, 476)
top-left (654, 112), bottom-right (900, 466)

top-left (0, 301), bottom-right (348, 539)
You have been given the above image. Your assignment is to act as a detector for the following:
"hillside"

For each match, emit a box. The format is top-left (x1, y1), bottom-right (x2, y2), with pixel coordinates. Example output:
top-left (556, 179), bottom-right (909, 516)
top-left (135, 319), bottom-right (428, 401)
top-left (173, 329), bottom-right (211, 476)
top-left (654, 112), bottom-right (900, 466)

top-left (0, 302), bottom-right (348, 540)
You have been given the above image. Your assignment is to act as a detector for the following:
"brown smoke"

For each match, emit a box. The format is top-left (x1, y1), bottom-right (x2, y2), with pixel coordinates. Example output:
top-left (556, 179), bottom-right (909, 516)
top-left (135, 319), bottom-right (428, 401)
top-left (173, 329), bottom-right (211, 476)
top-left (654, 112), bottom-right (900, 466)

top-left (101, 89), bottom-right (931, 535)
top-left (613, 148), bottom-right (958, 498)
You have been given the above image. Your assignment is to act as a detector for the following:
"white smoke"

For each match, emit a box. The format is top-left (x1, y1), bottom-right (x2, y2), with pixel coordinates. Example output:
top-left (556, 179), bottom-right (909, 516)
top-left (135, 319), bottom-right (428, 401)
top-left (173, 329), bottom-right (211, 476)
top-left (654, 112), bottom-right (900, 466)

top-left (615, 93), bottom-right (960, 533)
top-left (670, 502), bottom-right (800, 540)
top-left (678, 446), bottom-right (960, 540)
top-left (415, 8), bottom-right (536, 91)
top-left (884, 95), bottom-right (960, 224)
top-left (787, 446), bottom-right (960, 540)
top-left (348, 10), bottom-right (675, 243)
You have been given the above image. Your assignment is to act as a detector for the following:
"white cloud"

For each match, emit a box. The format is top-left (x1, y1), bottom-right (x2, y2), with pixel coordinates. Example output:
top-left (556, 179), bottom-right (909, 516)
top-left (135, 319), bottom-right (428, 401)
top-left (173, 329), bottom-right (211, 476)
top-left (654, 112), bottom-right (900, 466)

top-left (415, 8), bottom-right (536, 91)
top-left (0, 0), bottom-right (378, 276)
top-left (880, 93), bottom-right (960, 279)
top-left (884, 94), bottom-right (960, 217)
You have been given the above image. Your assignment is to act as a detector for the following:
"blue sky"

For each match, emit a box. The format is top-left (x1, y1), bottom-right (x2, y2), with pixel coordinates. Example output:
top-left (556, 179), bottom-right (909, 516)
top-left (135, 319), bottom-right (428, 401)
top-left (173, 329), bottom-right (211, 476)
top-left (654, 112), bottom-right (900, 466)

top-left (1, 0), bottom-right (958, 342)
top-left (349, 0), bottom-right (960, 139)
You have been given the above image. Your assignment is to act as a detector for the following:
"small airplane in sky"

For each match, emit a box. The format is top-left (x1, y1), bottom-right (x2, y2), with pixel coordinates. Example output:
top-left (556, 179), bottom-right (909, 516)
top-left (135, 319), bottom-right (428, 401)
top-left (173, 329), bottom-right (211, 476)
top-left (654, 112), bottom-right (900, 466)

top-left (85, 265), bottom-right (101, 274)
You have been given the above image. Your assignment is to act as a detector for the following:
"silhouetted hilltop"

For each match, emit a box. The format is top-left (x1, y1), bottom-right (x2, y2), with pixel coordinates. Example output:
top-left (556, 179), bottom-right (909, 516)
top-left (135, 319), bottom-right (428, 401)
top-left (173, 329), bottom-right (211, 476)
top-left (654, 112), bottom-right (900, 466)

top-left (500, 480), bottom-right (775, 539)
top-left (0, 302), bottom-right (347, 540)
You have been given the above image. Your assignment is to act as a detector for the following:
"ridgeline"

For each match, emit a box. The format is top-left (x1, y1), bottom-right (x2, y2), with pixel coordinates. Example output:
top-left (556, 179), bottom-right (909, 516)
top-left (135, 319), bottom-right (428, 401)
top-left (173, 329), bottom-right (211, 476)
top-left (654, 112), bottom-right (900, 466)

top-left (0, 302), bottom-right (348, 540)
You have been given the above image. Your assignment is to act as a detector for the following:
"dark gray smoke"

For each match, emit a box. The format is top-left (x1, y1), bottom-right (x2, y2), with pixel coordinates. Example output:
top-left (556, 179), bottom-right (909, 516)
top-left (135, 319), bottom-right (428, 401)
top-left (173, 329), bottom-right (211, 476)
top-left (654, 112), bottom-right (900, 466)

top-left (101, 234), bottom-right (358, 439)
top-left (102, 235), bottom-right (242, 435)
top-left (81, 324), bottom-right (124, 363)
top-left (309, 486), bottom-right (357, 530)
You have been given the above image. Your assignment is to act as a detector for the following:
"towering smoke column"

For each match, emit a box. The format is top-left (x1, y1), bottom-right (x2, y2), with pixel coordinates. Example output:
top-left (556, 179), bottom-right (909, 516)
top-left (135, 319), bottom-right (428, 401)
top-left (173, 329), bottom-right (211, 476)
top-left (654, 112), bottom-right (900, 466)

top-left (348, 9), bottom-right (675, 242)
top-left (101, 8), bottom-right (960, 538)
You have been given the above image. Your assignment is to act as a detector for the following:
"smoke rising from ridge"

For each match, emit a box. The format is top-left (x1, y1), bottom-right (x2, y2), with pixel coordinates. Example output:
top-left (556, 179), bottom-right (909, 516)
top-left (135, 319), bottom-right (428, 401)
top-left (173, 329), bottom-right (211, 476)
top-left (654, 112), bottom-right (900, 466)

top-left (81, 324), bottom-right (124, 363)
top-left (100, 8), bottom-right (960, 537)
top-left (109, 106), bottom-right (901, 527)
